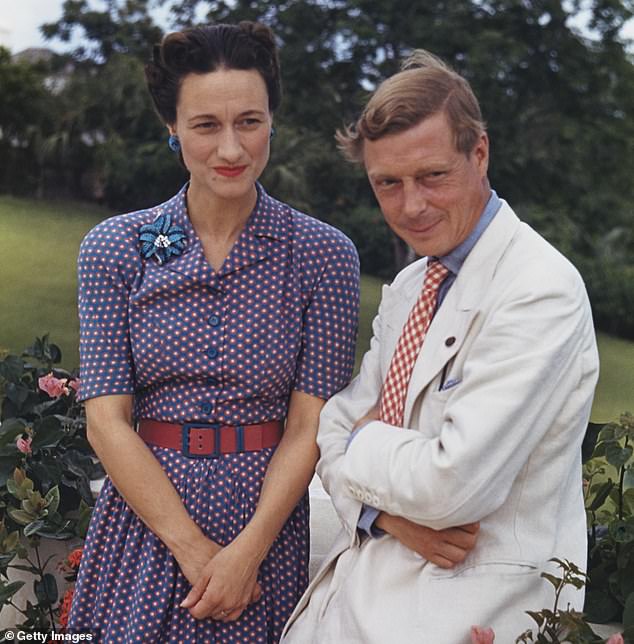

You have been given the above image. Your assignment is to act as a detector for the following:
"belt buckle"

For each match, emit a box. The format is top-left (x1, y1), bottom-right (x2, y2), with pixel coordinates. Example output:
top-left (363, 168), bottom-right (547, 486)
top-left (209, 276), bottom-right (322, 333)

top-left (182, 423), bottom-right (221, 459)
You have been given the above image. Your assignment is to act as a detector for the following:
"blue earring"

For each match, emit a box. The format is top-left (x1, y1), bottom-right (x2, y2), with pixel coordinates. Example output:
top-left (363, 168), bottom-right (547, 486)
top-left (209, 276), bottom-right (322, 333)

top-left (270, 127), bottom-right (276, 140)
top-left (168, 134), bottom-right (181, 152)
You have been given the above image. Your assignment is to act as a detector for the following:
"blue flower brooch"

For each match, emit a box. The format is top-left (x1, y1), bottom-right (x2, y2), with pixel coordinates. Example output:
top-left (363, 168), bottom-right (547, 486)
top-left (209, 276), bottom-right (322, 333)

top-left (138, 211), bottom-right (187, 265)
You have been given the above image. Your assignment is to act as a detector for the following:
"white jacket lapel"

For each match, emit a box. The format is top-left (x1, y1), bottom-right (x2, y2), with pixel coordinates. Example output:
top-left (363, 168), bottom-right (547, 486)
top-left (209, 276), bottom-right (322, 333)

top-left (401, 203), bottom-right (521, 426)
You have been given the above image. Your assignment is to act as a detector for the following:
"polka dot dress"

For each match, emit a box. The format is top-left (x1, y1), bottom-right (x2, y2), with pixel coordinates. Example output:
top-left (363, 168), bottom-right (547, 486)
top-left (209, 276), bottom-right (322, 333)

top-left (67, 183), bottom-right (360, 643)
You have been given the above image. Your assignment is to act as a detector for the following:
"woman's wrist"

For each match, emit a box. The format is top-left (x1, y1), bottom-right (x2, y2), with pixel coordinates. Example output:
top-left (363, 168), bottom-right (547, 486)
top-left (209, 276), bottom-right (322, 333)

top-left (233, 522), bottom-right (272, 567)
top-left (166, 523), bottom-right (216, 562)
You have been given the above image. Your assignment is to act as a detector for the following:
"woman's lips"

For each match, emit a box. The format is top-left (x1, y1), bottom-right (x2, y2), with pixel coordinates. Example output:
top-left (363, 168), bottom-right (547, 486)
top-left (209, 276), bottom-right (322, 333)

top-left (214, 165), bottom-right (247, 177)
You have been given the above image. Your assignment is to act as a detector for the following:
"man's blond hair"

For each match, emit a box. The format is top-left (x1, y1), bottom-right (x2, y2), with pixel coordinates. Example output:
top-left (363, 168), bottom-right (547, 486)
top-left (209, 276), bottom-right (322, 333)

top-left (336, 50), bottom-right (486, 162)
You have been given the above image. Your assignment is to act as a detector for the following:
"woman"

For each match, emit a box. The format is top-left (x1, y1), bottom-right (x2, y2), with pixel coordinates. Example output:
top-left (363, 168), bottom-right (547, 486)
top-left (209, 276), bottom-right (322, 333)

top-left (67, 22), bottom-right (360, 642)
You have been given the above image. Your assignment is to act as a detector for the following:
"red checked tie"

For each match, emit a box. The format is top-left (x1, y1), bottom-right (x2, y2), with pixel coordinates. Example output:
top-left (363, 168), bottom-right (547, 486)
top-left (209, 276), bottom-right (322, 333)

top-left (379, 259), bottom-right (450, 427)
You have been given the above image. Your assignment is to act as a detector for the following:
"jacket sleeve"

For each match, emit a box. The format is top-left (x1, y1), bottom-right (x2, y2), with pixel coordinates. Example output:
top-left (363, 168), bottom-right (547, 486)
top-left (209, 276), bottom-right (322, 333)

top-left (341, 268), bottom-right (599, 530)
top-left (315, 285), bottom-right (389, 539)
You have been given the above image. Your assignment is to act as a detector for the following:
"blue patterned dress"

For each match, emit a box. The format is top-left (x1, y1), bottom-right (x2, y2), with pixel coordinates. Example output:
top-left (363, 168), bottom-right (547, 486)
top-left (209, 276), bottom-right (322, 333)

top-left (67, 184), bottom-right (360, 643)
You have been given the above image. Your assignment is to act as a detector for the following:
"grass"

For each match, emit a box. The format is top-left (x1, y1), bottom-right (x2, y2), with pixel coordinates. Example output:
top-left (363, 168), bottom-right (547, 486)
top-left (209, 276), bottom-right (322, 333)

top-left (0, 195), bottom-right (631, 422)
top-left (0, 195), bottom-right (108, 366)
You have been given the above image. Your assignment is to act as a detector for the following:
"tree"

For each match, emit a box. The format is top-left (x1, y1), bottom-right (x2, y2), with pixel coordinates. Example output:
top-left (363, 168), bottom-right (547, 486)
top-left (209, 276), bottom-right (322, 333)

top-left (26, 0), bottom-right (634, 333)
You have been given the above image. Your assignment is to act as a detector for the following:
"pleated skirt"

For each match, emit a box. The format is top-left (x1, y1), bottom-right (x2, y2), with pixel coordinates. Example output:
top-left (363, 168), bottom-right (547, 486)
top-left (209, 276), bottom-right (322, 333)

top-left (67, 445), bottom-right (309, 643)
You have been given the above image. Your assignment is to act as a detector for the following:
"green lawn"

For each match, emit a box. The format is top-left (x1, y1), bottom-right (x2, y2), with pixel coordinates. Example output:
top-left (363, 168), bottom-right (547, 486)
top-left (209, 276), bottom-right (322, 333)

top-left (0, 196), bottom-right (631, 421)
top-left (0, 195), bottom-right (108, 366)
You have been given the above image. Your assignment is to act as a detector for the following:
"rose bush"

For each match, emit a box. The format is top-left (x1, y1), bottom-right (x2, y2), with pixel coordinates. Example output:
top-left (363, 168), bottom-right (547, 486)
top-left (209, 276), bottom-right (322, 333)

top-left (0, 336), bottom-right (102, 634)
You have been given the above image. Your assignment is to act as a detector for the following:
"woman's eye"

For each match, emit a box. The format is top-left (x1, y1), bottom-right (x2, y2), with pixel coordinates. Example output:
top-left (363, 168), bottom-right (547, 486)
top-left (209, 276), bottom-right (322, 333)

top-left (195, 122), bottom-right (219, 130)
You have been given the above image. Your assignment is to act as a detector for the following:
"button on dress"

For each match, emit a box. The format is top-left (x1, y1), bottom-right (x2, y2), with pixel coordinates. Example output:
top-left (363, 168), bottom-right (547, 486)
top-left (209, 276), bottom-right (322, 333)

top-left (68, 183), bottom-right (360, 643)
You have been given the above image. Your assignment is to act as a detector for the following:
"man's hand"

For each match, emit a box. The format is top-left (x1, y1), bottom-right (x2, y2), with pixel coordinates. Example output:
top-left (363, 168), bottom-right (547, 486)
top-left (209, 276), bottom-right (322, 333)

top-left (376, 512), bottom-right (479, 568)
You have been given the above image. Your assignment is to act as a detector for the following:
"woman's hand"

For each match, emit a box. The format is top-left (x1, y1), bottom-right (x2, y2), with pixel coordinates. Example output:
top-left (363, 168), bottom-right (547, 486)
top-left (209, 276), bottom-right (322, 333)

top-left (376, 512), bottom-right (479, 568)
top-left (175, 534), bottom-right (222, 588)
top-left (180, 536), bottom-right (263, 622)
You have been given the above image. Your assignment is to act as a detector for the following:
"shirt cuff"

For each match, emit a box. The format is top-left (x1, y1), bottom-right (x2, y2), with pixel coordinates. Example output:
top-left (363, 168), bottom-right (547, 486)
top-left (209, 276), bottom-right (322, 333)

top-left (357, 505), bottom-right (385, 538)
top-left (346, 420), bottom-right (375, 451)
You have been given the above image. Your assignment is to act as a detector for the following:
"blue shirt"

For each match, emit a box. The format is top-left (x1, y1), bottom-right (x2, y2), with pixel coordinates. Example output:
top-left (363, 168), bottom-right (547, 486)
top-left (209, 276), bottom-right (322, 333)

top-left (356, 189), bottom-right (502, 537)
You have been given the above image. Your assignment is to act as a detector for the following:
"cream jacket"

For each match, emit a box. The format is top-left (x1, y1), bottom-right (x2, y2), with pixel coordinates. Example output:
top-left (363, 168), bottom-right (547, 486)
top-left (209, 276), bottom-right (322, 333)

top-left (282, 202), bottom-right (599, 644)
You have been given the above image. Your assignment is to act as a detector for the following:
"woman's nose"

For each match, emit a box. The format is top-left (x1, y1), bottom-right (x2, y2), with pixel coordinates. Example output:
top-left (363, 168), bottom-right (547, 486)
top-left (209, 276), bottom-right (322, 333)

top-left (217, 128), bottom-right (242, 162)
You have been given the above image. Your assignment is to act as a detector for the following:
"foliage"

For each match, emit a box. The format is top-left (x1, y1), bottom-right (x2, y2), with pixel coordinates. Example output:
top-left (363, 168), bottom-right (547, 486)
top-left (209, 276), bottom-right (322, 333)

top-left (583, 413), bottom-right (634, 629)
top-left (0, 336), bottom-right (100, 632)
top-left (514, 559), bottom-right (613, 643)
top-left (2, 0), bottom-right (634, 336)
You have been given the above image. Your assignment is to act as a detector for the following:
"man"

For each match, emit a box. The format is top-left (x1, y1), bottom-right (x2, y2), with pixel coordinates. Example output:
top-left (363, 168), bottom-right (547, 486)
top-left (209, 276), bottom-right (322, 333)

top-left (281, 50), bottom-right (599, 643)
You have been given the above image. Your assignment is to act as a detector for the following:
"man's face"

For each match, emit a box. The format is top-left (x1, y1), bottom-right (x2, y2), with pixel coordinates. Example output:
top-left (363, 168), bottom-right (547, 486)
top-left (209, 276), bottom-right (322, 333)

top-left (363, 111), bottom-right (490, 257)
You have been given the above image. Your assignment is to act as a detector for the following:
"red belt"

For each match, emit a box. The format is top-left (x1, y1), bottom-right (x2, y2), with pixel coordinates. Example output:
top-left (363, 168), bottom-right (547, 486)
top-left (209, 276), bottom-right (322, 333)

top-left (138, 419), bottom-right (283, 458)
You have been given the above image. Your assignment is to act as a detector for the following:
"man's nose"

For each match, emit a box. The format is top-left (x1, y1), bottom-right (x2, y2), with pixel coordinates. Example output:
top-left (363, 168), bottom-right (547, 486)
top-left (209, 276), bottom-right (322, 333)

top-left (217, 127), bottom-right (242, 162)
top-left (402, 182), bottom-right (428, 218)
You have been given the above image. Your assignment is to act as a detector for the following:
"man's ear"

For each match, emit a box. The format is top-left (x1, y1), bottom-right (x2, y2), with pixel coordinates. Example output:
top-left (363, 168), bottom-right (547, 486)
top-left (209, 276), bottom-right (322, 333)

top-left (473, 132), bottom-right (489, 176)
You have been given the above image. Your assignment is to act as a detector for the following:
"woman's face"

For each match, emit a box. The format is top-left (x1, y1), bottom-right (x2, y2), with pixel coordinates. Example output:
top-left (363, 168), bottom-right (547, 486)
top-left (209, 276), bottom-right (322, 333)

top-left (170, 67), bottom-right (272, 204)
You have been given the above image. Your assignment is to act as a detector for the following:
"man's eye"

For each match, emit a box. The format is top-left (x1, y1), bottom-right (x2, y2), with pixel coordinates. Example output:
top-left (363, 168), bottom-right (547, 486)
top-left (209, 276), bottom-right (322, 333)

top-left (238, 118), bottom-right (262, 128)
top-left (378, 179), bottom-right (398, 188)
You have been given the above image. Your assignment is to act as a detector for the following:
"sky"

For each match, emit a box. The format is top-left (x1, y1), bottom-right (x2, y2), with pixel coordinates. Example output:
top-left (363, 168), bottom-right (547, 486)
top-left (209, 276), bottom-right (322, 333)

top-left (1, 0), bottom-right (633, 53)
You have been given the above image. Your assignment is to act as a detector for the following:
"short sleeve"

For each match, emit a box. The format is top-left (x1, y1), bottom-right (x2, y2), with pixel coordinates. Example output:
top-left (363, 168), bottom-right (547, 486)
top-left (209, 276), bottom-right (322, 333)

top-left (294, 230), bottom-right (360, 400)
top-left (77, 219), bottom-right (138, 402)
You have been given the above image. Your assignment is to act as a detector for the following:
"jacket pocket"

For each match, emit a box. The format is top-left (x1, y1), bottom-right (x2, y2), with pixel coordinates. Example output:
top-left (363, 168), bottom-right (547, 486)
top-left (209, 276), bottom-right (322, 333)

top-left (428, 559), bottom-right (538, 580)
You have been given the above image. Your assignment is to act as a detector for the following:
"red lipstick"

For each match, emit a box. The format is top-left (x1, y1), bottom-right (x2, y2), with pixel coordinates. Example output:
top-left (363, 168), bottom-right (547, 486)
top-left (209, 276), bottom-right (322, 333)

top-left (214, 166), bottom-right (247, 177)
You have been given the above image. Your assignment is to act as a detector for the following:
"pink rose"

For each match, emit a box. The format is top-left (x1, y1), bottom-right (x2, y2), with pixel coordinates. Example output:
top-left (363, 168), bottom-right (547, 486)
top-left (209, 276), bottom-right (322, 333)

top-left (38, 373), bottom-right (70, 398)
top-left (606, 635), bottom-right (624, 644)
top-left (16, 436), bottom-right (32, 455)
top-left (470, 626), bottom-right (495, 644)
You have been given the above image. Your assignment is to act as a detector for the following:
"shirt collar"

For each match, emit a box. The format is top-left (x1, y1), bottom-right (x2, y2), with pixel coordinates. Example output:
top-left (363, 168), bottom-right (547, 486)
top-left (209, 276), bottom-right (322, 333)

top-left (437, 189), bottom-right (502, 275)
top-left (246, 182), bottom-right (289, 242)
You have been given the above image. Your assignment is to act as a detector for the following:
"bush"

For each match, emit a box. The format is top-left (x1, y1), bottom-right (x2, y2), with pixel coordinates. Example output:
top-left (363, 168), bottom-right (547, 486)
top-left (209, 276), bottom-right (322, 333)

top-left (0, 336), bottom-right (101, 633)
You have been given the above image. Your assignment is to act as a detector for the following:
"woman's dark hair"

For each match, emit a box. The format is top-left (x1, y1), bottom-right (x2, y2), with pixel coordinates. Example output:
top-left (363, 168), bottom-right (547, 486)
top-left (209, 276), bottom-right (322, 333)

top-left (145, 21), bottom-right (281, 124)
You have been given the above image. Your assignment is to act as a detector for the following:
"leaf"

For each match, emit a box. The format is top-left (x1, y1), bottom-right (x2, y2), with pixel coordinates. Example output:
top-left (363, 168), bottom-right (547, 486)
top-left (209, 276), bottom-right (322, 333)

top-left (13, 467), bottom-right (26, 486)
top-left (0, 354), bottom-right (25, 383)
top-left (540, 572), bottom-right (563, 590)
top-left (0, 579), bottom-right (25, 602)
top-left (583, 589), bottom-right (621, 623)
top-left (7, 564), bottom-right (40, 574)
top-left (5, 382), bottom-right (30, 408)
top-left (23, 519), bottom-right (46, 538)
top-left (625, 467), bottom-right (634, 490)
top-left (31, 416), bottom-right (66, 450)
top-left (600, 424), bottom-right (619, 442)
top-left (76, 501), bottom-right (92, 538)
top-left (588, 480), bottom-right (614, 511)
top-left (624, 591), bottom-right (634, 628)
top-left (526, 610), bottom-right (545, 626)
top-left (7, 508), bottom-right (36, 526)
top-left (606, 443), bottom-right (633, 469)
top-left (583, 422), bottom-right (606, 462)
top-left (0, 453), bottom-right (21, 487)
top-left (33, 572), bottom-right (58, 607)
top-left (44, 486), bottom-right (60, 514)
top-left (0, 418), bottom-right (27, 448)
top-left (3, 530), bottom-right (19, 551)
top-left (610, 520), bottom-right (634, 544)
